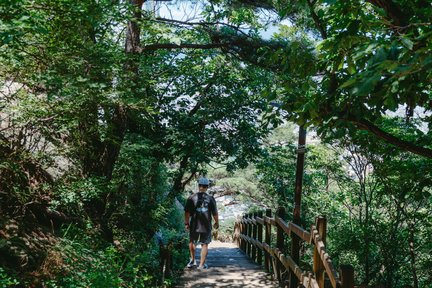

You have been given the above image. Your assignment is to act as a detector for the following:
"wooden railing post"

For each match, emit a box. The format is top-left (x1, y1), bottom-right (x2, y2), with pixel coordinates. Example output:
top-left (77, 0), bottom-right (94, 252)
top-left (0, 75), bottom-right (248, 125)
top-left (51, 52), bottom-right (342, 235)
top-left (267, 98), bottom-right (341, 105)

top-left (313, 216), bottom-right (327, 287)
top-left (340, 265), bottom-right (354, 288)
top-left (160, 242), bottom-right (173, 283)
top-left (235, 220), bottom-right (240, 247)
top-left (252, 212), bottom-right (258, 262)
top-left (264, 209), bottom-right (272, 273)
top-left (238, 220), bottom-right (242, 248)
top-left (276, 207), bottom-right (286, 283)
top-left (257, 210), bottom-right (263, 266)
top-left (242, 215), bottom-right (247, 252)
top-left (247, 213), bottom-right (252, 258)
top-left (290, 221), bottom-right (300, 287)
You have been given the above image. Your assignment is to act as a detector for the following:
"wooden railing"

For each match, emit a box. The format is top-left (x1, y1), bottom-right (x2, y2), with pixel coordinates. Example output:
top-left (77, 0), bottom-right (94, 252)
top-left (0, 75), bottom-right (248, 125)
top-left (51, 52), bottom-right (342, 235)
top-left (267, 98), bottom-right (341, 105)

top-left (234, 208), bottom-right (354, 288)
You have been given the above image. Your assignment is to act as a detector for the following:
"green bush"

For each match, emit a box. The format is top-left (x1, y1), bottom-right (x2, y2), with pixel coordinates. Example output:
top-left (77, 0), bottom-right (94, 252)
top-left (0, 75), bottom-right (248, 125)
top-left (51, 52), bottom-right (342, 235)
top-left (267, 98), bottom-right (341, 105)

top-left (43, 240), bottom-right (123, 288)
top-left (217, 218), bottom-right (236, 242)
top-left (0, 267), bottom-right (19, 287)
top-left (43, 198), bottom-right (189, 288)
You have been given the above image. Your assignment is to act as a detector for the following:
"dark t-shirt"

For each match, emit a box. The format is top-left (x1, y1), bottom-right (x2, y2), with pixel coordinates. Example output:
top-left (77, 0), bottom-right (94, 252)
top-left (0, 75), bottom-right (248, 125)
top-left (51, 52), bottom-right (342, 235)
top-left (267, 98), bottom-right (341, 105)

top-left (185, 192), bottom-right (218, 233)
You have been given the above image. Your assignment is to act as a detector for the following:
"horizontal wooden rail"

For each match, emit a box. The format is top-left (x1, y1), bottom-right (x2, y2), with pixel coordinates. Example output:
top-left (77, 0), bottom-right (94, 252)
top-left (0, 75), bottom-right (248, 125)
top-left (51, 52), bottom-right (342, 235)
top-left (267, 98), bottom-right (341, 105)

top-left (275, 216), bottom-right (312, 244)
top-left (263, 215), bottom-right (276, 226)
top-left (235, 208), bottom-right (354, 288)
top-left (290, 221), bottom-right (311, 243)
top-left (278, 252), bottom-right (319, 288)
top-left (275, 216), bottom-right (291, 237)
top-left (256, 216), bottom-right (264, 225)
top-left (239, 234), bottom-right (263, 250)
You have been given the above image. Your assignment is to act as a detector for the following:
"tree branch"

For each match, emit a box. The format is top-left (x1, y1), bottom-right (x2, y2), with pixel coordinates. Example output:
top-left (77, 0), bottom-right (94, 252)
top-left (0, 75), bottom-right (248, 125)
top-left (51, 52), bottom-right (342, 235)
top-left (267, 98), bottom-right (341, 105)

top-left (139, 42), bottom-right (229, 52)
top-left (227, 0), bottom-right (275, 11)
top-left (347, 117), bottom-right (432, 159)
top-left (154, 17), bottom-right (250, 38)
top-left (187, 74), bottom-right (219, 117)
top-left (306, 0), bottom-right (327, 39)
top-left (366, 0), bottom-right (408, 27)
top-left (181, 170), bottom-right (198, 190)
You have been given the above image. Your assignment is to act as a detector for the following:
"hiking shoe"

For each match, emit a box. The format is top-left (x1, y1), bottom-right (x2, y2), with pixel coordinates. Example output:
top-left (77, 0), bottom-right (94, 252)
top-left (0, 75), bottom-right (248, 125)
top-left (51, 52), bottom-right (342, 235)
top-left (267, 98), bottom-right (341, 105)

top-left (197, 264), bottom-right (208, 270)
top-left (187, 259), bottom-right (197, 268)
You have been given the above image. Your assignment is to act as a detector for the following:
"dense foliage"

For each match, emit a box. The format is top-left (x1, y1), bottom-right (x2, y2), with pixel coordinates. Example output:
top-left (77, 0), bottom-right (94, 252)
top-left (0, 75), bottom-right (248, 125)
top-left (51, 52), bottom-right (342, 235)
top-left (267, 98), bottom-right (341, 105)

top-left (213, 123), bottom-right (431, 287)
top-left (0, 0), bottom-right (275, 286)
top-left (217, 0), bottom-right (432, 159)
top-left (1, 0), bottom-right (431, 287)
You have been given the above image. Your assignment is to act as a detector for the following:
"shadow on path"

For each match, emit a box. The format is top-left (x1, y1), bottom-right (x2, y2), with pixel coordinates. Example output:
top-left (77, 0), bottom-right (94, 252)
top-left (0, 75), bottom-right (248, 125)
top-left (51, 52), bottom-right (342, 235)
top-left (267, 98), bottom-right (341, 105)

top-left (176, 241), bottom-right (278, 288)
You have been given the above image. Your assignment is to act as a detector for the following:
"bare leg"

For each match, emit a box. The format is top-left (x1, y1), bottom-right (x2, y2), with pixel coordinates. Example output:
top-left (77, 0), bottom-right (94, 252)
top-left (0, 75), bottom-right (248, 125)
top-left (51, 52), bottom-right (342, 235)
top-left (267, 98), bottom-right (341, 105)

top-left (189, 241), bottom-right (196, 261)
top-left (199, 244), bottom-right (208, 267)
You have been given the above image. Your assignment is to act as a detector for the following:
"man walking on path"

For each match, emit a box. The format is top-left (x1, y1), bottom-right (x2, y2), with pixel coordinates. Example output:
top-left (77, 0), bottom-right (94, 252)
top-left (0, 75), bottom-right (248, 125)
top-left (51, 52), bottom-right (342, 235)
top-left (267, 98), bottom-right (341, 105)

top-left (184, 177), bottom-right (219, 269)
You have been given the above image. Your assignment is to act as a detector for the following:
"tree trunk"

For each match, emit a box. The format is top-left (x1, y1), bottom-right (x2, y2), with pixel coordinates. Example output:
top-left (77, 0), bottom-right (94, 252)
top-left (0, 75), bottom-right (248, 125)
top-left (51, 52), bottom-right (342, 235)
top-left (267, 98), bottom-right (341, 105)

top-left (408, 222), bottom-right (419, 288)
top-left (364, 201), bottom-right (370, 286)
top-left (79, 0), bottom-right (143, 242)
top-left (101, 105), bottom-right (127, 180)
top-left (170, 154), bottom-right (191, 198)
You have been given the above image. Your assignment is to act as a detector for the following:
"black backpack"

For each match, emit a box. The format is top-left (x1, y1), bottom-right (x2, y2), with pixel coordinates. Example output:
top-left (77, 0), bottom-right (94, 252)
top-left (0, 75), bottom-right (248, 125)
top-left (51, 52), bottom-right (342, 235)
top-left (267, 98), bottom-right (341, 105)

top-left (192, 193), bottom-right (210, 232)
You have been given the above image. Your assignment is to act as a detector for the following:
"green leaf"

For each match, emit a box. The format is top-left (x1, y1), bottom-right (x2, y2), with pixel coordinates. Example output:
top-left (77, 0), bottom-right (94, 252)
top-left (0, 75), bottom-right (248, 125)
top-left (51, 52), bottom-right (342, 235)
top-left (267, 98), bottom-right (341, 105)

top-left (372, 48), bottom-right (387, 64)
top-left (171, 37), bottom-right (181, 46)
top-left (347, 57), bottom-right (356, 75)
top-left (378, 60), bottom-right (398, 72)
top-left (355, 74), bottom-right (380, 96)
top-left (401, 37), bottom-right (414, 50)
top-left (339, 78), bottom-right (357, 89)
top-left (384, 95), bottom-right (397, 110)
